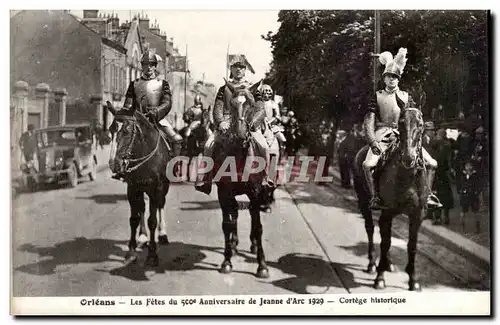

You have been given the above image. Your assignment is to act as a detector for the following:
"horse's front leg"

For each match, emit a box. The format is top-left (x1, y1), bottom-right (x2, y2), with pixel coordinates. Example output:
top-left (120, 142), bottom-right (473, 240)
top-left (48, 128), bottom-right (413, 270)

top-left (126, 185), bottom-right (145, 263)
top-left (158, 182), bottom-right (170, 245)
top-left (406, 208), bottom-right (424, 291)
top-left (250, 198), bottom-right (269, 278)
top-left (145, 196), bottom-right (159, 267)
top-left (229, 197), bottom-right (239, 255)
top-left (219, 195), bottom-right (235, 274)
top-left (374, 210), bottom-right (393, 289)
top-left (360, 201), bottom-right (376, 274)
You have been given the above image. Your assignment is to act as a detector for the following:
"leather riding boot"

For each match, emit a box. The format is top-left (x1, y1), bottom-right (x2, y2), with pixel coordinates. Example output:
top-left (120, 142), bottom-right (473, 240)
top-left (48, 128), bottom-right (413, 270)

top-left (426, 168), bottom-right (443, 209)
top-left (364, 168), bottom-right (383, 210)
top-left (195, 146), bottom-right (214, 195)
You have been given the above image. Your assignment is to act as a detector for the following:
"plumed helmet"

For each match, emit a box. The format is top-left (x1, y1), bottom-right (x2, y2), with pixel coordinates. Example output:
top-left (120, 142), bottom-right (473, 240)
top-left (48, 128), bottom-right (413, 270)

top-left (261, 84), bottom-right (273, 100)
top-left (194, 94), bottom-right (203, 105)
top-left (379, 48), bottom-right (408, 78)
top-left (140, 50), bottom-right (163, 65)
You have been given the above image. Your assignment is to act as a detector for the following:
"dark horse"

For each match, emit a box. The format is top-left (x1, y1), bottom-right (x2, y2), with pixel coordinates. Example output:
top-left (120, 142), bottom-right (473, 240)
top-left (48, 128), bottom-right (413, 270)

top-left (210, 80), bottom-right (270, 278)
top-left (353, 108), bottom-right (427, 291)
top-left (180, 114), bottom-right (212, 182)
top-left (107, 100), bottom-right (172, 266)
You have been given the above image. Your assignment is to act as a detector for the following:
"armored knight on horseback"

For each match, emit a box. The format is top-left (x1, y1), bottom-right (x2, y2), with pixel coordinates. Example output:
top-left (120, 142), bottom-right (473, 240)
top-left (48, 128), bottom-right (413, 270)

top-left (259, 84), bottom-right (286, 155)
top-left (362, 48), bottom-right (442, 210)
top-left (183, 94), bottom-right (210, 139)
top-left (111, 49), bottom-right (183, 180)
top-left (195, 55), bottom-right (274, 195)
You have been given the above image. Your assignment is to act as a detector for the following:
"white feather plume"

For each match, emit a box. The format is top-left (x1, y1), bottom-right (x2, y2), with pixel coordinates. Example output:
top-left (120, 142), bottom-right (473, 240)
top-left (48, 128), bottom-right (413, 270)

top-left (393, 48), bottom-right (408, 72)
top-left (378, 51), bottom-right (393, 65)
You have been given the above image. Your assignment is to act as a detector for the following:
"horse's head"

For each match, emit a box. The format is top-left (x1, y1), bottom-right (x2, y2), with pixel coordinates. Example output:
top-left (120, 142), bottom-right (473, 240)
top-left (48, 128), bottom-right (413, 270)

top-left (106, 101), bottom-right (156, 175)
top-left (398, 108), bottom-right (424, 169)
top-left (224, 79), bottom-right (260, 140)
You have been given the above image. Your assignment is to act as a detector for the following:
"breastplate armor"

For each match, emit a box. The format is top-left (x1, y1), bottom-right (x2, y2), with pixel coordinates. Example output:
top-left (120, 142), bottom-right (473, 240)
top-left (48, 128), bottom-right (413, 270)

top-left (376, 89), bottom-right (408, 127)
top-left (263, 100), bottom-right (277, 119)
top-left (134, 78), bottom-right (164, 111)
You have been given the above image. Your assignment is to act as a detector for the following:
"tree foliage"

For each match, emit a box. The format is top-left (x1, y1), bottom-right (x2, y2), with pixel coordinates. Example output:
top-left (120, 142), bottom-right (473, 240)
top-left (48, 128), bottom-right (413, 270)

top-left (264, 10), bottom-right (489, 132)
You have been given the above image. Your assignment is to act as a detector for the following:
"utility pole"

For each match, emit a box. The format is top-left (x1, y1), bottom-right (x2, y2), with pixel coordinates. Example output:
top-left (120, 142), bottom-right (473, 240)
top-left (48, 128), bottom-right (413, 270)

top-left (373, 10), bottom-right (381, 94)
top-left (184, 44), bottom-right (188, 113)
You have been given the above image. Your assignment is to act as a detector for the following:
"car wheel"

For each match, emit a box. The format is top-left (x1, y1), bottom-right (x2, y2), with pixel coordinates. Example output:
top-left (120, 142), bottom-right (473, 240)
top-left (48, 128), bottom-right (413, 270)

top-left (89, 158), bottom-right (97, 181)
top-left (68, 164), bottom-right (78, 188)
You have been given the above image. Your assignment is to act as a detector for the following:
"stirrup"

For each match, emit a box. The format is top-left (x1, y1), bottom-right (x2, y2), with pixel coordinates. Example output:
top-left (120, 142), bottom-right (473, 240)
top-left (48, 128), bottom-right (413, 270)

top-left (111, 173), bottom-right (123, 181)
top-left (195, 181), bottom-right (212, 195)
top-left (427, 193), bottom-right (443, 208)
top-left (370, 197), bottom-right (384, 210)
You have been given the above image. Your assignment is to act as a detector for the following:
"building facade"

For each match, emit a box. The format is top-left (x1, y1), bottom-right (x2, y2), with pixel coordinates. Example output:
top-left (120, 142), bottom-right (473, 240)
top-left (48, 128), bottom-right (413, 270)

top-left (11, 10), bottom-right (127, 131)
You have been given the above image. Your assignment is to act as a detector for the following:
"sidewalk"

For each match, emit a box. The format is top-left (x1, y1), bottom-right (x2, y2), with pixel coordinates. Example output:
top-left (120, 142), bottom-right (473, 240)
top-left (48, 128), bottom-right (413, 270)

top-left (95, 144), bottom-right (110, 172)
top-left (279, 151), bottom-right (490, 271)
top-left (324, 162), bottom-right (490, 271)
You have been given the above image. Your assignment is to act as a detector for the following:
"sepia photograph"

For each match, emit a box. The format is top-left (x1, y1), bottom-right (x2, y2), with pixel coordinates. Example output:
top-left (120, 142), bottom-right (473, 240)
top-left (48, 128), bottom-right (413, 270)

top-left (9, 7), bottom-right (491, 316)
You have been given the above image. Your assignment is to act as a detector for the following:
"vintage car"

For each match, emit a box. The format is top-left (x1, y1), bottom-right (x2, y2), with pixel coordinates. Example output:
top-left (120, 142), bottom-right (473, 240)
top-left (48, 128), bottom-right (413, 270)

top-left (32, 124), bottom-right (98, 188)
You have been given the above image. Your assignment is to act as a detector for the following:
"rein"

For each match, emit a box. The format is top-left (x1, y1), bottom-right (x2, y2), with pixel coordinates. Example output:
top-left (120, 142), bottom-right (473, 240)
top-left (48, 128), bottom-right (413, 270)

top-left (116, 115), bottom-right (169, 174)
top-left (398, 108), bottom-right (424, 170)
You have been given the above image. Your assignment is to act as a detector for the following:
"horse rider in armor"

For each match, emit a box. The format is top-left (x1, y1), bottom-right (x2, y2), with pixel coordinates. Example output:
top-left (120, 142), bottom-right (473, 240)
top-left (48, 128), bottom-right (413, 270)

top-left (362, 48), bottom-right (442, 210)
top-left (260, 84), bottom-right (286, 154)
top-left (112, 49), bottom-right (183, 180)
top-left (195, 55), bottom-right (274, 195)
top-left (183, 94), bottom-right (209, 139)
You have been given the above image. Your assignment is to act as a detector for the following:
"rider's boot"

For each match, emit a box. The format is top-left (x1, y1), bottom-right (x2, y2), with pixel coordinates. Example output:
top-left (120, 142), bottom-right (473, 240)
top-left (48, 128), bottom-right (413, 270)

top-left (364, 168), bottom-right (383, 210)
top-left (172, 138), bottom-right (183, 178)
top-left (426, 167), bottom-right (443, 209)
top-left (195, 145), bottom-right (213, 195)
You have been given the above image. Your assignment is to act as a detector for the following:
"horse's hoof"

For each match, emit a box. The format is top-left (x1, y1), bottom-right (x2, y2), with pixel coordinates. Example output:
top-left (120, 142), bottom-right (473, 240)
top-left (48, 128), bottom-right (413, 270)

top-left (409, 281), bottom-right (422, 291)
top-left (158, 235), bottom-right (169, 245)
top-left (137, 234), bottom-right (148, 247)
top-left (256, 266), bottom-right (270, 279)
top-left (250, 244), bottom-right (258, 255)
top-left (220, 262), bottom-right (233, 274)
top-left (366, 264), bottom-right (377, 274)
top-left (387, 264), bottom-right (395, 272)
top-left (374, 279), bottom-right (386, 290)
top-left (145, 254), bottom-right (159, 267)
top-left (124, 252), bottom-right (138, 264)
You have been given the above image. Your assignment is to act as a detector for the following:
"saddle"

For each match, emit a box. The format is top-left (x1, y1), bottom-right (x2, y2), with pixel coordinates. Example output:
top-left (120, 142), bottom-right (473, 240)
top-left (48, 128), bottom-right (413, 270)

top-left (373, 133), bottom-right (399, 179)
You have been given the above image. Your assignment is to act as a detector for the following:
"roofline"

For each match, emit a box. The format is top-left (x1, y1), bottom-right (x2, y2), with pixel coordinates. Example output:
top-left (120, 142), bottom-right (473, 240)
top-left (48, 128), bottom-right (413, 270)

top-left (102, 37), bottom-right (127, 54)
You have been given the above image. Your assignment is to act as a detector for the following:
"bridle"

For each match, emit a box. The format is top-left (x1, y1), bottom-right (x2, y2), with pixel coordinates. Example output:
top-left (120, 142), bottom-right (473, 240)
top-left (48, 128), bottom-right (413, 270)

top-left (112, 113), bottom-right (167, 174)
top-left (398, 108), bottom-right (424, 170)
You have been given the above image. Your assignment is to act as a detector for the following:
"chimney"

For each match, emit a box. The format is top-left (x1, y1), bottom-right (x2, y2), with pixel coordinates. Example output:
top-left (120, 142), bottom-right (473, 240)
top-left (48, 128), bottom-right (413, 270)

top-left (111, 13), bottom-right (119, 29)
top-left (150, 20), bottom-right (160, 35)
top-left (139, 13), bottom-right (150, 31)
top-left (83, 10), bottom-right (98, 19)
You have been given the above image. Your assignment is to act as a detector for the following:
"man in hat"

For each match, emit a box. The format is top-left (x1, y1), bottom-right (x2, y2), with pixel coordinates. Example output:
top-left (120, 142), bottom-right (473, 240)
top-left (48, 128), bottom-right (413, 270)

top-left (362, 48), bottom-right (442, 210)
top-left (195, 56), bottom-right (273, 195)
top-left (112, 49), bottom-right (183, 180)
top-left (423, 121), bottom-right (436, 148)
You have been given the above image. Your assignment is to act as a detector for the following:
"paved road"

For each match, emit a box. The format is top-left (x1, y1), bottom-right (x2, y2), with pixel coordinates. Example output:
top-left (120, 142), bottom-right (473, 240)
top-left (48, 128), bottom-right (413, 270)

top-left (12, 166), bottom-right (488, 297)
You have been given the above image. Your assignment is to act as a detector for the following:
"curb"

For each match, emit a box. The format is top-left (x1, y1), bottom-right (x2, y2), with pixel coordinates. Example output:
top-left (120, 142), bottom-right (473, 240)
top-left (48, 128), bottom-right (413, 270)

top-left (325, 165), bottom-right (490, 272)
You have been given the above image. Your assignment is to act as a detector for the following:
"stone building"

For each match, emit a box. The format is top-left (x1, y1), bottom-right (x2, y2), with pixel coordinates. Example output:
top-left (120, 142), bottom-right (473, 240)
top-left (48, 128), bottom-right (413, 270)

top-left (11, 10), bottom-right (127, 130)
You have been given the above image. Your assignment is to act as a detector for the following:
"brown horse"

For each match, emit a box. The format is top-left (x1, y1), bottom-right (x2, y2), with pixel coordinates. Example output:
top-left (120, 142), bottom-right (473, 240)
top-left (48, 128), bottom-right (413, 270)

top-left (210, 79), bottom-right (271, 278)
top-left (107, 100), bottom-right (172, 267)
top-left (353, 108), bottom-right (427, 291)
